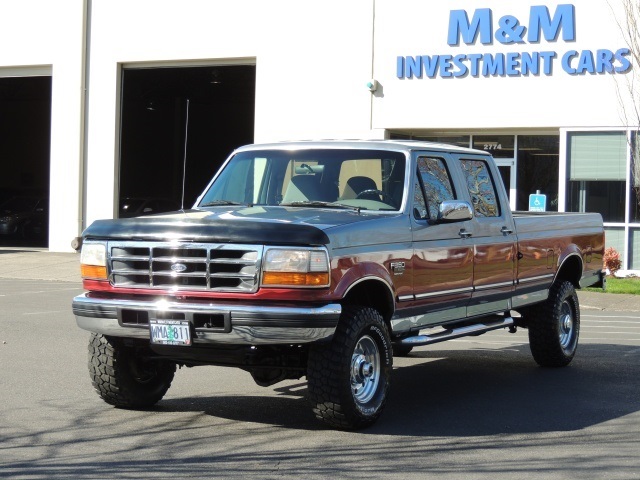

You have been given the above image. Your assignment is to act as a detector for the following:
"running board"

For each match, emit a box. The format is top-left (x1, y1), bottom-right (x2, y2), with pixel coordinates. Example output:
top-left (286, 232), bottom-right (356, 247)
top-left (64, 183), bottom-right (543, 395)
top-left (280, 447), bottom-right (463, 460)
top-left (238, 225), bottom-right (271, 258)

top-left (398, 317), bottom-right (515, 347)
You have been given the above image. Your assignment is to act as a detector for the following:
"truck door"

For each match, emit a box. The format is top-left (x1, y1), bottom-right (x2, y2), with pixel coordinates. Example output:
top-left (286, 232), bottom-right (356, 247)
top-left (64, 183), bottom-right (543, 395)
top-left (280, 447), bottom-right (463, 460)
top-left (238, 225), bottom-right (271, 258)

top-left (456, 156), bottom-right (516, 316)
top-left (403, 153), bottom-right (474, 331)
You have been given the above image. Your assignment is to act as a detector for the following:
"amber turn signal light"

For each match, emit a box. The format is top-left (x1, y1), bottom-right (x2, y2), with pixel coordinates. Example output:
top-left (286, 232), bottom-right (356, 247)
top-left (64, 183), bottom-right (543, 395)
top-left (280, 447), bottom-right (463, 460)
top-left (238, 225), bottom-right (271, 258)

top-left (81, 264), bottom-right (108, 280)
top-left (262, 272), bottom-right (329, 287)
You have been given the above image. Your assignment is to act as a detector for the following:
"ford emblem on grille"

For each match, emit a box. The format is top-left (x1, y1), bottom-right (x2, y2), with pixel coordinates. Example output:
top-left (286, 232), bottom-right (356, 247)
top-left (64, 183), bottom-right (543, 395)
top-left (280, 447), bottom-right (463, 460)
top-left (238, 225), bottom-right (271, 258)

top-left (171, 263), bottom-right (188, 273)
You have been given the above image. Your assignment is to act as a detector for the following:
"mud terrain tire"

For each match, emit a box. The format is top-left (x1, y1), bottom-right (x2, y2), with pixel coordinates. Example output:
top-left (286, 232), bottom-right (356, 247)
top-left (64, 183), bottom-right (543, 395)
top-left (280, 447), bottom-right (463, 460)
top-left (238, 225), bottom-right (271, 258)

top-left (307, 306), bottom-right (392, 429)
top-left (88, 333), bottom-right (176, 408)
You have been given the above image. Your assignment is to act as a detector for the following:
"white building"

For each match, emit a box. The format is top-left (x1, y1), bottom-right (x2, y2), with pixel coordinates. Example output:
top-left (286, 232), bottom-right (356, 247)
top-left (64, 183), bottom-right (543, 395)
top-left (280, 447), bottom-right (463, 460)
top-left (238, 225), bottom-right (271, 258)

top-left (0, 0), bottom-right (638, 267)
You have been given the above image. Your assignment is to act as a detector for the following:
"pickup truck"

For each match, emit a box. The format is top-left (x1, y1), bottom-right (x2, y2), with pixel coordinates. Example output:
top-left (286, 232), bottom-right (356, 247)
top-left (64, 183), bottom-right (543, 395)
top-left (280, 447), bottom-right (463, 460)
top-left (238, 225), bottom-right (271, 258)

top-left (73, 140), bottom-right (605, 429)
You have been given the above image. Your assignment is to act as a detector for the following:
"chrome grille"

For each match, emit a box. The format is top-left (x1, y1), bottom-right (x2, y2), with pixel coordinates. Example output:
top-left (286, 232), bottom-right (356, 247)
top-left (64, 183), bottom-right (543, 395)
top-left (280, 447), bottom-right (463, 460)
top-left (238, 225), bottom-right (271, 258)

top-left (108, 242), bottom-right (263, 293)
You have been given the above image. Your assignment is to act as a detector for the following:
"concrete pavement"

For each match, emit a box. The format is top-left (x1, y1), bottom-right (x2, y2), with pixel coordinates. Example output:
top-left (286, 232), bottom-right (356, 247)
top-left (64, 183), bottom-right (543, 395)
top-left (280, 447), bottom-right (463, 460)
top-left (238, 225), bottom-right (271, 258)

top-left (0, 246), bottom-right (639, 311)
top-left (0, 247), bottom-right (81, 283)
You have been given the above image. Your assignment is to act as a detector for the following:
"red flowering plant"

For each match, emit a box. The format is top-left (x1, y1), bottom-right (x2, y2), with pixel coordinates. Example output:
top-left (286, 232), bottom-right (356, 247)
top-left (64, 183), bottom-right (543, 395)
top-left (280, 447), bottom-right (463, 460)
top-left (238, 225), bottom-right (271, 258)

top-left (603, 247), bottom-right (622, 276)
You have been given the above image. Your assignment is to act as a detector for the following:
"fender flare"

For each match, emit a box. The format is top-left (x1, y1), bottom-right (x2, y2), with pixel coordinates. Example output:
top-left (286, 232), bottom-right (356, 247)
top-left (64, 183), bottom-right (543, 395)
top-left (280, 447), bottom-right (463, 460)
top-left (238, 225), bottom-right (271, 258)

top-left (334, 263), bottom-right (396, 318)
top-left (553, 248), bottom-right (584, 287)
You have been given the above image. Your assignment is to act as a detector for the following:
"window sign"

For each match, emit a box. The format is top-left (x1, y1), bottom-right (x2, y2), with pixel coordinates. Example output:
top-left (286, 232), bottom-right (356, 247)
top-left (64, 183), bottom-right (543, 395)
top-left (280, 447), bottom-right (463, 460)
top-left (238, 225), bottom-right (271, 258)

top-left (529, 192), bottom-right (547, 212)
top-left (472, 135), bottom-right (515, 158)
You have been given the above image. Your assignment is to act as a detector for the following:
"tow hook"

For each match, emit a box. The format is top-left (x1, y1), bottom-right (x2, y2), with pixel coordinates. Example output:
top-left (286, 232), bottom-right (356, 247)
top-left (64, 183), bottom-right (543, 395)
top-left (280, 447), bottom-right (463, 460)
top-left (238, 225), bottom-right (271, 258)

top-left (508, 325), bottom-right (517, 334)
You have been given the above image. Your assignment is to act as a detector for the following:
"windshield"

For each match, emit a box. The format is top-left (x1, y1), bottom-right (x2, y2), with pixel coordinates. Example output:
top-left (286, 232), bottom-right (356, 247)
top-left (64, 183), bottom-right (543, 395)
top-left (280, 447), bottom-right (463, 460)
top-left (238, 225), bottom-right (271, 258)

top-left (198, 149), bottom-right (406, 212)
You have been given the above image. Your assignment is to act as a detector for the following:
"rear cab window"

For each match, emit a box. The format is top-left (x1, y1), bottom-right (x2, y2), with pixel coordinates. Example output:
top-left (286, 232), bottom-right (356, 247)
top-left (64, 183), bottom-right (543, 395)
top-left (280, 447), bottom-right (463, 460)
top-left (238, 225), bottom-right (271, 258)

top-left (459, 159), bottom-right (500, 218)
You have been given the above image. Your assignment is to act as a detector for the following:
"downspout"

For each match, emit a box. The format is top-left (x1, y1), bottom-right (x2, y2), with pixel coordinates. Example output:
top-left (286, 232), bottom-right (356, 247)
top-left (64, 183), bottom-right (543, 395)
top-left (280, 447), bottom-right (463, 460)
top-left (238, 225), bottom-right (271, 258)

top-left (73, 0), bottom-right (91, 251)
top-left (369, 0), bottom-right (387, 139)
top-left (369, 0), bottom-right (375, 132)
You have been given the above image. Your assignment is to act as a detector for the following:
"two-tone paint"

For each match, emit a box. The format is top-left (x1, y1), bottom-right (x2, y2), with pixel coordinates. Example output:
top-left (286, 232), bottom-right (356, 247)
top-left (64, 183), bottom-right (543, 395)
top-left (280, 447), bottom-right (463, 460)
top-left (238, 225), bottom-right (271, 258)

top-left (74, 140), bottom-right (605, 348)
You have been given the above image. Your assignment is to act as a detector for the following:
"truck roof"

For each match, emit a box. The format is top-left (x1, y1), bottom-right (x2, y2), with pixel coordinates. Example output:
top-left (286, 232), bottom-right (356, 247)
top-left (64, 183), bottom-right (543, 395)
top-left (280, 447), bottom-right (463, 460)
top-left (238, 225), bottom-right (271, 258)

top-left (233, 139), bottom-right (488, 156)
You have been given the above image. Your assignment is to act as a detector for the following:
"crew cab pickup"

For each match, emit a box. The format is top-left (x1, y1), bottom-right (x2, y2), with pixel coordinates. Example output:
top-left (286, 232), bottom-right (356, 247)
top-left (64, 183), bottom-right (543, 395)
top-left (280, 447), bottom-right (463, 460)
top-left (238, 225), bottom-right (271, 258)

top-left (73, 140), bottom-right (605, 429)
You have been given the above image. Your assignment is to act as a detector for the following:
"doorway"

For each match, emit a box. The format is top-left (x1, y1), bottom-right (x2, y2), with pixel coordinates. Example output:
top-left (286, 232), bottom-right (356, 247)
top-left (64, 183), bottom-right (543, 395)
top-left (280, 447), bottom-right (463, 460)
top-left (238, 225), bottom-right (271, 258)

top-left (118, 64), bottom-right (256, 217)
top-left (0, 76), bottom-right (51, 248)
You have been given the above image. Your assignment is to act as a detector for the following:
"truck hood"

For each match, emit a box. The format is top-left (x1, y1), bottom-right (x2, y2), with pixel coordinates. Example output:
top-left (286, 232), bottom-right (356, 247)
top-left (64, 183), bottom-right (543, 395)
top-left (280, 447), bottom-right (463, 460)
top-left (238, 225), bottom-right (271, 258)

top-left (82, 206), bottom-right (401, 246)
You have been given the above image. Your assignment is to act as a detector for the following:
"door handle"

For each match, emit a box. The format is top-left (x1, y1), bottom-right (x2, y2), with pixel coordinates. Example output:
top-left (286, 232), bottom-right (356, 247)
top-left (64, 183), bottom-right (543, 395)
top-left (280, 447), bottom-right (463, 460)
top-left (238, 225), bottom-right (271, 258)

top-left (459, 228), bottom-right (472, 238)
top-left (501, 226), bottom-right (513, 235)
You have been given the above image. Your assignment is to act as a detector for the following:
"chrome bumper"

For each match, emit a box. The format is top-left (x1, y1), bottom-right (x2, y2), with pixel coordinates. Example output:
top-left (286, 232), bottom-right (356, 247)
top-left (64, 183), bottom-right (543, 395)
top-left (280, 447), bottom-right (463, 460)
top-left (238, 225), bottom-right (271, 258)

top-left (73, 294), bottom-right (341, 345)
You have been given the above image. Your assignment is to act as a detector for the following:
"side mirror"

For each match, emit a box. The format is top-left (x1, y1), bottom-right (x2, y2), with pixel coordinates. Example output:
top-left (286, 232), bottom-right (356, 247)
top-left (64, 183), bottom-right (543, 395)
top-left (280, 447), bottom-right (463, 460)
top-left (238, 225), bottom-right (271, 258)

top-left (438, 200), bottom-right (473, 222)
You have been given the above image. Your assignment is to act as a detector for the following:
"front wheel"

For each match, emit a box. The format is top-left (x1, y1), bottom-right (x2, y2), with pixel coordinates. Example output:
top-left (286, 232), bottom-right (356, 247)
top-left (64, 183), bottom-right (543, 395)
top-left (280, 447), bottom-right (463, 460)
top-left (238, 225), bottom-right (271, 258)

top-left (528, 280), bottom-right (580, 367)
top-left (88, 333), bottom-right (176, 408)
top-left (307, 306), bottom-right (392, 429)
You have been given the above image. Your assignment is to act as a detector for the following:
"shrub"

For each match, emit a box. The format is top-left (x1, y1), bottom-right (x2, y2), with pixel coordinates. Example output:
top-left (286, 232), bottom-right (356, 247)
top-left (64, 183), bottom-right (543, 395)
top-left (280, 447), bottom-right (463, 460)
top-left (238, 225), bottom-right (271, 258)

top-left (603, 247), bottom-right (622, 275)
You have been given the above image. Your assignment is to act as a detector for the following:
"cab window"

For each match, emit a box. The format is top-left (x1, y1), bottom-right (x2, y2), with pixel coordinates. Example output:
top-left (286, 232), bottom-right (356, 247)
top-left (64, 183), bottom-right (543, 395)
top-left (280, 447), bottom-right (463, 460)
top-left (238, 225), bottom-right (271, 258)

top-left (415, 156), bottom-right (455, 221)
top-left (459, 159), bottom-right (500, 217)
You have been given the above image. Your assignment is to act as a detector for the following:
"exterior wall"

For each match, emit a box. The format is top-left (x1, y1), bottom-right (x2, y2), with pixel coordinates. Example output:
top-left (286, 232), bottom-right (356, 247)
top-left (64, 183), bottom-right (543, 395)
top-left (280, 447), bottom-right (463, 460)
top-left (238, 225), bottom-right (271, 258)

top-left (0, 0), bottom-right (86, 252)
top-left (372, 0), bottom-right (633, 130)
top-left (84, 0), bottom-right (376, 229)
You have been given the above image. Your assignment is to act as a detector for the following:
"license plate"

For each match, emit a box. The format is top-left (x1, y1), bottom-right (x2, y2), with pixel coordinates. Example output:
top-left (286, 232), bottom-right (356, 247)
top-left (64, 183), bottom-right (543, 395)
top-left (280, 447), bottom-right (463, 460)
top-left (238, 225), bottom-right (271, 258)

top-left (149, 319), bottom-right (192, 346)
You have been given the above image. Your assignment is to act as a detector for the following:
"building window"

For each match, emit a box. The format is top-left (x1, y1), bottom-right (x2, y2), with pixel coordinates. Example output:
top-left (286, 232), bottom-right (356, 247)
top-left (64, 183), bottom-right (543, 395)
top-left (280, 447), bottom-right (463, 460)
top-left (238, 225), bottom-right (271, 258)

top-left (630, 131), bottom-right (640, 223)
top-left (516, 135), bottom-right (559, 211)
top-left (566, 132), bottom-right (627, 222)
top-left (568, 181), bottom-right (625, 222)
top-left (629, 228), bottom-right (640, 269)
top-left (607, 227), bottom-right (627, 268)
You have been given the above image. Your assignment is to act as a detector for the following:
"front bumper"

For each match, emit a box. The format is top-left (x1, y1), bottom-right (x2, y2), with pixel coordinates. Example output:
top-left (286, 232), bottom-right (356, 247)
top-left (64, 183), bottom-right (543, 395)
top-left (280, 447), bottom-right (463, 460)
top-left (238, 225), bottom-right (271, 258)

top-left (73, 293), bottom-right (341, 345)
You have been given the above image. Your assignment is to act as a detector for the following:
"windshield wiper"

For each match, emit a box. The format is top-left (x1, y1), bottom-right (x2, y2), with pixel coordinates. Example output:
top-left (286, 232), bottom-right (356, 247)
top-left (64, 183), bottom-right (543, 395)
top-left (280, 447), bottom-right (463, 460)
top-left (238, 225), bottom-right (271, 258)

top-left (280, 201), bottom-right (365, 212)
top-left (200, 200), bottom-right (250, 207)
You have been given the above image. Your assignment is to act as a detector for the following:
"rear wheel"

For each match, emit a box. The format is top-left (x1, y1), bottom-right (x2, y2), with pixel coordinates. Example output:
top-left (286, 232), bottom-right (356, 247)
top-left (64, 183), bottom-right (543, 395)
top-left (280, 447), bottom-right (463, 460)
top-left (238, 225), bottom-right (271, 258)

top-left (528, 281), bottom-right (580, 367)
top-left (307, 306), bottom-right (392, 429)
top-left (88, 333), bottom-right (176, 408)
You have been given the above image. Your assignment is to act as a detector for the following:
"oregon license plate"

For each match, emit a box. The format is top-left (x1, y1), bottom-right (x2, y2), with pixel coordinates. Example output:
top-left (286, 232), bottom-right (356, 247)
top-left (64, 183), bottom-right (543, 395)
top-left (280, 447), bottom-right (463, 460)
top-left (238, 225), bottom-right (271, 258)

top-left (149, 319), bottom-right (192, 346)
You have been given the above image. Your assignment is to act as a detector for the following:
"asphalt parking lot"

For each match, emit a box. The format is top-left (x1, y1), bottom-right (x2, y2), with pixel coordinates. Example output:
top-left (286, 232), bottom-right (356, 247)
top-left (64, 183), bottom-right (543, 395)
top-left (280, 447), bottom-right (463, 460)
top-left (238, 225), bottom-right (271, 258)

top-left (1, 248), bottom-right (639, 479)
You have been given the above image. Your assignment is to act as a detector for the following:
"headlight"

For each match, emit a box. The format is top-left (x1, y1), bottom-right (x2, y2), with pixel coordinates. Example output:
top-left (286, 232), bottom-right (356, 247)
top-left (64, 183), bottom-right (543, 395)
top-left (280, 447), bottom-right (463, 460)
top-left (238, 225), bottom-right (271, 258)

top-left (262, 248), bottom-right (330, 287)
top-left (80, 242), bottom-right (108, 280)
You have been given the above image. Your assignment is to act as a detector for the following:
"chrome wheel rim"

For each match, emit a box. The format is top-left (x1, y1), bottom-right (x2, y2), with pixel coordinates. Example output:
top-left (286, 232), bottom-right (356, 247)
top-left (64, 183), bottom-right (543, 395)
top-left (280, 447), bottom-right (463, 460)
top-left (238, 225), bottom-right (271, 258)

top-left (559, 300), bottom-right (574, 349)
top-left (351, 335), bottom-right (380, 404)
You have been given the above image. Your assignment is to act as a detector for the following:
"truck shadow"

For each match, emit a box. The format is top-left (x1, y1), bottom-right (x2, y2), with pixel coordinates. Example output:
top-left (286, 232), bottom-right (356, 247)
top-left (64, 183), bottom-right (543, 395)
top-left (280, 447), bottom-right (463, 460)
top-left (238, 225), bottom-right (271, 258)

top-left (159, 343), bottom-right (640, 435)
top-left (375, 342), bottom-right (640, 436)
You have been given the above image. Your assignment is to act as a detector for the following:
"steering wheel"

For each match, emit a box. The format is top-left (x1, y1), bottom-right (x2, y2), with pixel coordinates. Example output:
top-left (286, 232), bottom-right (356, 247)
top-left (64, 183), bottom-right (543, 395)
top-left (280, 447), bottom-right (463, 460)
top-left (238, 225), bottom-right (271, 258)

top-left (355, 189), bottom-right (395, 205)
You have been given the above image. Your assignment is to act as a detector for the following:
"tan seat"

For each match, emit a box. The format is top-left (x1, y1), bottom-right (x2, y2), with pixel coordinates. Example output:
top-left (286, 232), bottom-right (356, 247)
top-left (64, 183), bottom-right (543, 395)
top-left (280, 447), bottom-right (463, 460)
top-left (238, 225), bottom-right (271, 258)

top-left (282, 175), bottom-right (323, 203)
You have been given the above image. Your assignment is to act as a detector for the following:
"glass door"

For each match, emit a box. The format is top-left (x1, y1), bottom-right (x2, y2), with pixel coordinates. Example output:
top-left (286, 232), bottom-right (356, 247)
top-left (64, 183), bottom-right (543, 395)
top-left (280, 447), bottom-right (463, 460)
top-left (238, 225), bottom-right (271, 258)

top-left (495, 161), bottom-right (516, 210)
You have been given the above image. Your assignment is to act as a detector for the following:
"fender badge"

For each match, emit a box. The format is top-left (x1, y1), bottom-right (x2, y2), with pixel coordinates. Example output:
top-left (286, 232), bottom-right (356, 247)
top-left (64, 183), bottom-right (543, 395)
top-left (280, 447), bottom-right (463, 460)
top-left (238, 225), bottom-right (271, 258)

top-left (390, 261), bottom-right (405, 275)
